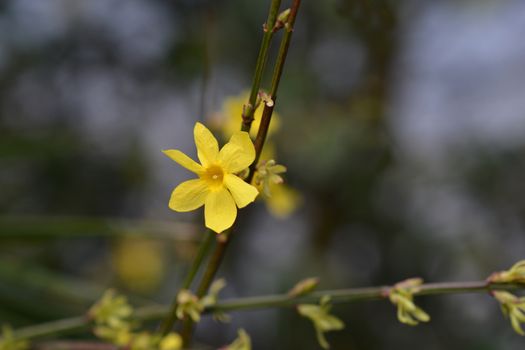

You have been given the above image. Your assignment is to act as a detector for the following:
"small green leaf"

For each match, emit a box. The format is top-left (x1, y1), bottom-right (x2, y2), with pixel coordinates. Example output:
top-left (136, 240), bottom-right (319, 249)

top-left (298, 297), bottom-right (345, 349)
top-left (493, 291), bottom-right (525, 336)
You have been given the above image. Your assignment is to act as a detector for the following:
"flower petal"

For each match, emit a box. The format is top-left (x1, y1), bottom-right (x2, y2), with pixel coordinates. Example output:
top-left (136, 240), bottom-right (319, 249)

top-left (169, 179), bottom-right (209, 212)
top-left (265, 183), bottom-right (300, 218)
top-left (163, 149), bottom-right (203, 174)
top-left (194, 122), bottom-right (219, 166)
top-left (204, 187), bottom-right (236, 233)
top-left (219, 131), bottom-right (255, 173)
top-left (224, 174), bottom-right (258, 208)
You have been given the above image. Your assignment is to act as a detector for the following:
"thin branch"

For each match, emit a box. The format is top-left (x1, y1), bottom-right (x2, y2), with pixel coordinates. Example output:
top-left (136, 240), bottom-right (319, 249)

top-left (249, 0), bottom-right (302, 182)
top-left (179, 230), bottom-right (233, 343)
top-left (13, 316), bottom-right (88, 341)
top-left (158, 229), bottom-right (215, 335)
top-left (0, 215), bottom-right (198, 241)
top-left (241, 0), bottom-right (282, 132)
top-left (10, 281), bottom-right (524, 342)
top-left (210, 281), bottom-right (519, 312)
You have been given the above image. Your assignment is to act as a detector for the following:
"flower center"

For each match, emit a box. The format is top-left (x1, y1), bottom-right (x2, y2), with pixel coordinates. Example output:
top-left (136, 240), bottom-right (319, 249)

top-left (202, 165), bottom-right (224, 189)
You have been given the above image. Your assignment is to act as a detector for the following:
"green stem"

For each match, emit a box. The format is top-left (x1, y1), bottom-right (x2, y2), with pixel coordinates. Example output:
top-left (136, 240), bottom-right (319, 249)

top-left (269, 0), bottom-right (300, 98)
top-left (249, 0), bottom-right (301, 182)
top-left (211, 281), bottom-right (502, 311)
top-left (181, 231), bottom-right (216, 292)
top-left (0, 215), bottom-right (197, 241)
top-left (195, 234), bottom-right (231, 298)
top-left (10, 281), bottom-right (523, 341)
top-left (158, 229), bottom-right (215, 335)
top-left (0, 258), bottom-right (155, 307)
top-left (12, 316), bottom-right (88, 341)
top-left (241, 0), bottom-right (282, 132)
top-left (180, 230), bottom-right (232, 345)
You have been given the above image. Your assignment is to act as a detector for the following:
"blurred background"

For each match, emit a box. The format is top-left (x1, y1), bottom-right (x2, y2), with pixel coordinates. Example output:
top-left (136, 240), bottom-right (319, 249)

top-left (1, 0), bottom-right (525, 349)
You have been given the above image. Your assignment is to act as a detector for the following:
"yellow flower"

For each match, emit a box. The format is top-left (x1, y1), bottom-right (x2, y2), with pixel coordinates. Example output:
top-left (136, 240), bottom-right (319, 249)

top-left (211, 92), bottom-right (300, 219)
top-left (164, 122), bottom-right (259, 233)
top-left (210, 91), bottom-right (301, 218)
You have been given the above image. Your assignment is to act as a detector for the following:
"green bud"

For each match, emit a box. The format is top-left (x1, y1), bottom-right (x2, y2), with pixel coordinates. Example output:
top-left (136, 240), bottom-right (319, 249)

top-left (177, 280), bottom-right (227, 323)
top-left (288, 277), bottom-right (320, 297)
top-left (88, 289), bottom-right (133, 326)
top-left (388, 278), bottom-right (430, 326)
top-left (254, 159), bottom-right (288, 197)
top-left (489, 260), bottom-right (525, 284)
top-left (273, 9), bottom-right (291, 31)
top-left (277, 9), bottom-right (291, 24)
top-left (176, 290), bottom-right (203, 322)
